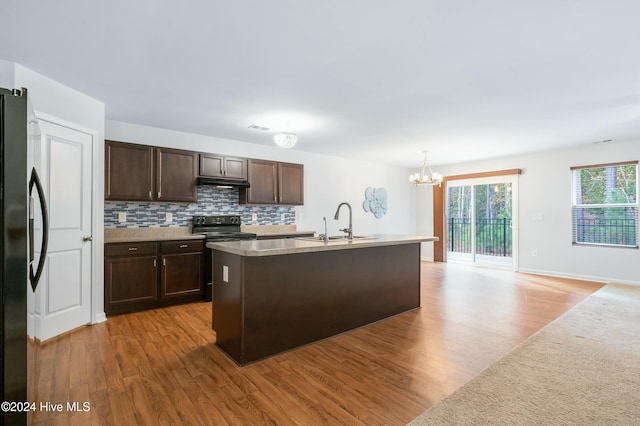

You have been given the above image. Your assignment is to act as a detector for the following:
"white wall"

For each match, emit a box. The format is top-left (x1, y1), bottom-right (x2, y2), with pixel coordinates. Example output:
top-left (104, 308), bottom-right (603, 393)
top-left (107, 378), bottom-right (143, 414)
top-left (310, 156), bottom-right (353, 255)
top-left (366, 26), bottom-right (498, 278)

top-left (417, 140), bottom-right (640, 284)
top-left (14, 65), bottom-right (105, 137)
top-left (0, 60), bottom-right (16, 87)
top-left (106, 120), bottom-right (417, 237)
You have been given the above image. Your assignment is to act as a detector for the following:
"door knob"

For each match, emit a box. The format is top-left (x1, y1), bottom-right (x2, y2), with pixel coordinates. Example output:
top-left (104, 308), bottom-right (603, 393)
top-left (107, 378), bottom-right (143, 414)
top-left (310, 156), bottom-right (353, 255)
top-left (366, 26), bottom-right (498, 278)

top-left (83, 236), bottom-right (93, 242)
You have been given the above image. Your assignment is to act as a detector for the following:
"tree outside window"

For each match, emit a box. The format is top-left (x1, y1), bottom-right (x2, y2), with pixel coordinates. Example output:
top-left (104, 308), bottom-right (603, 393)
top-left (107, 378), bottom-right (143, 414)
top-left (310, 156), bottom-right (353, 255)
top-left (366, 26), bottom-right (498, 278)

top-left (572, 162), bottom-right (638, 247)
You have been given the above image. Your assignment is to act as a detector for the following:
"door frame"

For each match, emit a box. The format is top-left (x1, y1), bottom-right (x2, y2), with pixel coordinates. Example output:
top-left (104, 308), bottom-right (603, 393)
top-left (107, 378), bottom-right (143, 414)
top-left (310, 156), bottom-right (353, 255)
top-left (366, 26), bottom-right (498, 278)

top-left (28, 112), bottom-right (105, 340)
top-left (433, 169), bottom-right (521, 269)
top-left (445, 175), bottom-right (519, 269)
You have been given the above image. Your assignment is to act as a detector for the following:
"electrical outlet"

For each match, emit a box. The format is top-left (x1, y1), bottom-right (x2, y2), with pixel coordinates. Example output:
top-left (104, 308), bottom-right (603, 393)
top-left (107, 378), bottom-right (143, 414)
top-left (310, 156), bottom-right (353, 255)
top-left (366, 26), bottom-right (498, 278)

top-left (118, 212), bottom-right (126, 223)
top-left (281, 213), bottom-right (285, 221)
top-left (166, 212), bottom-right (173, 223)
top-left (223, 265), bottom-right (229, 283)
top-left (532, 250), bottom-right (538, 257)
top-left (251, 213), bottom-right (258, 221)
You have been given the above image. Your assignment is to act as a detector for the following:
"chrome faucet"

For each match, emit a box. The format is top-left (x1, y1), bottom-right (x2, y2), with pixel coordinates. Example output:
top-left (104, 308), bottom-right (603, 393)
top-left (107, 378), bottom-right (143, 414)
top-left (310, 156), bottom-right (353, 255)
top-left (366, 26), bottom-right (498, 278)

top-left (334, 202), bottom-right (353, 240)
top-left (320, 217), bottom-right (328, 243)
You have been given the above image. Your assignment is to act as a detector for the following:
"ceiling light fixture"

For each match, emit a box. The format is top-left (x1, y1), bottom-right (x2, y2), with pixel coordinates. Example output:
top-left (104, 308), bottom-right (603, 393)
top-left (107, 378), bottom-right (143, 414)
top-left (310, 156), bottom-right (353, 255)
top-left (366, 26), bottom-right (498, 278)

top-left (273, 132), bottom-right (298, 148)
top-left (410, 151), bottom-right (442, 186)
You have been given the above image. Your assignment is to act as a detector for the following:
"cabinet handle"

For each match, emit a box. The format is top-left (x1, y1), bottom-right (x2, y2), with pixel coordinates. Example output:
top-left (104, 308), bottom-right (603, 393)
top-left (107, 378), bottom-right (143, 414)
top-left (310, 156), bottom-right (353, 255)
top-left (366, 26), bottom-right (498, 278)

top-left (148, 190), bottom-right (152, 199)
top-left (163, 258), bottom-right (166, 266)
top-left (157, 191), bottom-right (161, 198)
top-left (128, 247), bottom-right (138, 251)
top-left (153, 258), bottom-right (156, 267)
top-left (180, 244), bottom-right (188, 248)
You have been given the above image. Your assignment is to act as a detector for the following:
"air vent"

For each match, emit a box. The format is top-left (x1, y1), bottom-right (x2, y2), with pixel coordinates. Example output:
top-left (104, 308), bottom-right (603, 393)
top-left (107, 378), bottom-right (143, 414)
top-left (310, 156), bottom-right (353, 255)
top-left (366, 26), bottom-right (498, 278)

top-left (248, 124), bottom-right (270, 131)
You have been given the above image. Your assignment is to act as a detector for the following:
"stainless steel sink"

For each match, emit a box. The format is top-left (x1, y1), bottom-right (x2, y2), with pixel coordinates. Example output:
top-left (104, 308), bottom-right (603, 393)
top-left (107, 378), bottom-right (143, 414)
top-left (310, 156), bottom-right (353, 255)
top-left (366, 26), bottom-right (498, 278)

top-left (295, 235), bottom-right (377, 242)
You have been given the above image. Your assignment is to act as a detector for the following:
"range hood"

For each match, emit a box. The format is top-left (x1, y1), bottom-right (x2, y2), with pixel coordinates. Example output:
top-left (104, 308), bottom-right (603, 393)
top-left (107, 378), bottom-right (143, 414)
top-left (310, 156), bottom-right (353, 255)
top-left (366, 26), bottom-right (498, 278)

top-left (196, 177), bottom-right (250, 189)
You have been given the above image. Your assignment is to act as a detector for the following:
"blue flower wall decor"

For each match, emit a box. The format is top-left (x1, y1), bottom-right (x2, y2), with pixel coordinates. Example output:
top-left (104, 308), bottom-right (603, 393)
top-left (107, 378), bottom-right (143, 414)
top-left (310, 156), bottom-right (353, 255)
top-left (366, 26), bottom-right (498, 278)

top-left (363, 187), bottom-right (388, 219)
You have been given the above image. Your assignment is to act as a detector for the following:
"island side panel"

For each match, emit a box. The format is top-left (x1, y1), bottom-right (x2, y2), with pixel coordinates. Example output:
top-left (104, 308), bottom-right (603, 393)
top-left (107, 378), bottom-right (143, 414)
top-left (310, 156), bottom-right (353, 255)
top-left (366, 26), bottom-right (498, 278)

top-left (241, 243), bottom-right (421, 364)
top-left (212, 250), bottom-right (244, 362)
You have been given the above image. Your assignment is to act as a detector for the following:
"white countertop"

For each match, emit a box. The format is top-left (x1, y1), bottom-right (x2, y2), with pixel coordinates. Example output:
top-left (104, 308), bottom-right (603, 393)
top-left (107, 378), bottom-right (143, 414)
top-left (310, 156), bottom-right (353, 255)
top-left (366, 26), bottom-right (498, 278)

top-left (206, 234), bottom-right (438, 257)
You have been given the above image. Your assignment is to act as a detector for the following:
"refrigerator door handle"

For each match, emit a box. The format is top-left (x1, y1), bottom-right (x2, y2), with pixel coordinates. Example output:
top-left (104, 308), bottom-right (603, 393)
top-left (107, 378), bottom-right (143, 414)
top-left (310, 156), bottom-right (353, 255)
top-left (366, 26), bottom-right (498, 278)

top-left (28, 167), bottom-right (49, 292)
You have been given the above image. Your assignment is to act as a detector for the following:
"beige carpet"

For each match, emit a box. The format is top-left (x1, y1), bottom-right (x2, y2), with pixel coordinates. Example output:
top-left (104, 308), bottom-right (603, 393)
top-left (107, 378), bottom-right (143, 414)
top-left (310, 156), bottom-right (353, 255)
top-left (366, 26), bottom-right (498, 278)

top-left (409, 283), bottom-right (640, 426)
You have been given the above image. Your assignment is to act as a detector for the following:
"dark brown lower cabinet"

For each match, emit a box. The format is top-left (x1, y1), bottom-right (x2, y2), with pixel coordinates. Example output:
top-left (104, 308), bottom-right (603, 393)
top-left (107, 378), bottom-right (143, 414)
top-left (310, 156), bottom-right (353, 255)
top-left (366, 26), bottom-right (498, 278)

top-left (105, 240), bottom-right (204, 315)
top-left (161, 245), bottom-right (204, 299)
top-left (105, 255), bottom-right (158, 311)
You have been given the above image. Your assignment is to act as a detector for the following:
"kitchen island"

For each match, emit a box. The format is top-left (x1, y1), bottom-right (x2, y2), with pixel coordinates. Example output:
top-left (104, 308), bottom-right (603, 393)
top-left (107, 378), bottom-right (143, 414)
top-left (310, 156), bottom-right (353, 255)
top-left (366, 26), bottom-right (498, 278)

top-left (207, 235), bottom-right (437, 365)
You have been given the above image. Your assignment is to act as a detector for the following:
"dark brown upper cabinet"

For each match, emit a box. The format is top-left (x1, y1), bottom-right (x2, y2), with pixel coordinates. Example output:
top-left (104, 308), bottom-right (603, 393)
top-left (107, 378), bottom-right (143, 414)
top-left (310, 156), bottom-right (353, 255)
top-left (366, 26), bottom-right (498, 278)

top-left (156, 147), bottom-right (198, 202)
top-left (199, 154), bottom-right (247, 180)
top-left (105, 140), bottom-right (197, 203)
top-left (240, 159), bottom-right (304, 205)
top-left (105, 141), bottom-right (154, 201)
top-left (278, 162), bottom-right (304, 205)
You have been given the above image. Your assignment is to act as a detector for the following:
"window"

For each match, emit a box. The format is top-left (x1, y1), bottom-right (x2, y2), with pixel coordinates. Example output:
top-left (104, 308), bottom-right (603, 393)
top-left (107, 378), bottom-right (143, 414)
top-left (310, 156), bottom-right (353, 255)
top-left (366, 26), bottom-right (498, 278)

top-left (571, 161), bottom-right (638, 247)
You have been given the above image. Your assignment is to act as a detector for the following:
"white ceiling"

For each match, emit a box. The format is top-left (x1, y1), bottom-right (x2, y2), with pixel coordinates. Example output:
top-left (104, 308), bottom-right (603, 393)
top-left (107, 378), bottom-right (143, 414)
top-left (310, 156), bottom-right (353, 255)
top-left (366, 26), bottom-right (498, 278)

top-left (3, 1), bottom-right (640, 168)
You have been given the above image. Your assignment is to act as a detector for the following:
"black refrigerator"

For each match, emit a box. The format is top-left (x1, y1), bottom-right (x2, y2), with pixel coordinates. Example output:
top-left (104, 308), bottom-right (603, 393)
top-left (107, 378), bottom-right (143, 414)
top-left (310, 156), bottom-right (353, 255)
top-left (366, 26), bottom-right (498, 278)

top-left (0, 87), bottom-right (48, 425)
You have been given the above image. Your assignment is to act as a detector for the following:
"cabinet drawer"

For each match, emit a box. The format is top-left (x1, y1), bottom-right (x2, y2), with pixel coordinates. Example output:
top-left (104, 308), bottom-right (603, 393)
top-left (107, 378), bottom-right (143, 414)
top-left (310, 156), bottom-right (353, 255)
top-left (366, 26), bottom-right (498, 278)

top-left (105, 242), bottom-right (157, 257)
top-left (161, 240), bottom-right (204, 254)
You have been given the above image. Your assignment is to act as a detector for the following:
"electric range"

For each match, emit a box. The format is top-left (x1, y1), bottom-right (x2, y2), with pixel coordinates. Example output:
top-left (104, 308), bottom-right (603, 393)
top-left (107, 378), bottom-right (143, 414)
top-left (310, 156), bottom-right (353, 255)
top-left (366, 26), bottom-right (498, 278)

top-left (192, 214), bottom-right (257, 301)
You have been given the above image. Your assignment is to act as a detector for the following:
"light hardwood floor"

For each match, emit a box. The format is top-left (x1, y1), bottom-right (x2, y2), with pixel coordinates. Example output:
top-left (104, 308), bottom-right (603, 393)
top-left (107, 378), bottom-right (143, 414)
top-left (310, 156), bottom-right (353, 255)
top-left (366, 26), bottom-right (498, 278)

top-left (28, 262), bottom-right (602, 425)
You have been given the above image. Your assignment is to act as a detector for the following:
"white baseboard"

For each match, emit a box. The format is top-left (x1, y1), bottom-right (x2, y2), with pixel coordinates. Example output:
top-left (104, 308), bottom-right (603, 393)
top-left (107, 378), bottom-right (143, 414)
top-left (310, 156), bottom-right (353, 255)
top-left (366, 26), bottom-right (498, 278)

top-left (517, 267), bottom-right (640, 286)
top-left (92, 312), bottom-right (107, 324)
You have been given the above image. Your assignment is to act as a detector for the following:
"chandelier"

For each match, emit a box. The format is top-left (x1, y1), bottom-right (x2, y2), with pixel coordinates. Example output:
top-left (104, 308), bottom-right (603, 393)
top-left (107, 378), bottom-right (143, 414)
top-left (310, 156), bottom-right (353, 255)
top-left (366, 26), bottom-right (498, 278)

top-left (409, 151), bottom-right (442, 186)
top-left (273, 132), bottom-right (298, 148)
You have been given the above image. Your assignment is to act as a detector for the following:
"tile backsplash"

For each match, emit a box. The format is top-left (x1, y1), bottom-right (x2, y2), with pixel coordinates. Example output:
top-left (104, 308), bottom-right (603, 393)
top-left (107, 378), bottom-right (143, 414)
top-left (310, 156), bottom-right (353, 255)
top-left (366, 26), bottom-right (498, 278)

top-left (104, 186), bottom-right (295, 228)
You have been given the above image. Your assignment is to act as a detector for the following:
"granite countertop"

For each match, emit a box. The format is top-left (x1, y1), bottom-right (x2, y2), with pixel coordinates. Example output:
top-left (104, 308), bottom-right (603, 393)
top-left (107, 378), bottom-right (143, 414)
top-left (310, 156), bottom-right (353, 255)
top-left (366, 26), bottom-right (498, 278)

top-left (105, 224), bottom-right (315, 243)
top-left (206, 234), bottom-right (438, 257)
top-left (105, 227), bottom-right (205, 243)
top-left (241, 224), bottom-right (315, 237)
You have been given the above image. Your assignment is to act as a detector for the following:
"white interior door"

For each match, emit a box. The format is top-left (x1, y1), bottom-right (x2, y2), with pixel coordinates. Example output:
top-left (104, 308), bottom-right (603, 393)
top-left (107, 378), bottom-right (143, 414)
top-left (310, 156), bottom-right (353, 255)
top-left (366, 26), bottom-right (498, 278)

top-left (31, 118), bottom-right (93, 340)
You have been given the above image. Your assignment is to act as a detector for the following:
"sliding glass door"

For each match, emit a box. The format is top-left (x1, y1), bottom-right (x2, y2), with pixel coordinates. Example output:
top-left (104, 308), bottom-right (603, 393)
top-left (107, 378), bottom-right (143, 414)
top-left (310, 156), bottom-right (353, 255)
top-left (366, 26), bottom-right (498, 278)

top-left (446, 176), bottom-right (518, 268)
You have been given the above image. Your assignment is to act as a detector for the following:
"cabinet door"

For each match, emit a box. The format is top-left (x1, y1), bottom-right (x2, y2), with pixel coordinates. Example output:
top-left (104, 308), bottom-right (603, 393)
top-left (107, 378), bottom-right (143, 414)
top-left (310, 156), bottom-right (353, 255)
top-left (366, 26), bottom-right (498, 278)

top-left (199, 154), bottom-right (224, 177)
top-left (243, 159), bottom-right (278, 204)
top-left (160, 252), bottom-right (204, 299)
top-left (105, 141), bottom-right (154, 201)
top-left (278, 162), bottom-right (304, 205)
top-left (223, 157), bottom-right (248, 180)
top-left (156, 148), bottom-right (198, 202)
top-left (104, 255), bottom-right (158, 313)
